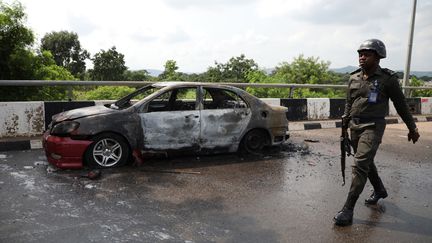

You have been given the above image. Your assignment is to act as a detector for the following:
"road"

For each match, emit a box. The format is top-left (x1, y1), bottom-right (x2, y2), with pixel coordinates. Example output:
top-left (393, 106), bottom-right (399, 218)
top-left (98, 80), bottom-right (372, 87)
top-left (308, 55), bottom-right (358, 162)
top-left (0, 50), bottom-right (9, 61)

top-left (0, 123), bottom-right (431, 242)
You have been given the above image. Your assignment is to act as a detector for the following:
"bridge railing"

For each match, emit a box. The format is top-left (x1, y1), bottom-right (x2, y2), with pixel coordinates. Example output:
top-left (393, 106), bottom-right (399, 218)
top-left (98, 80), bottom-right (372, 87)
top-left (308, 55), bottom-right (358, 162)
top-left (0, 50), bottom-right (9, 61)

top-left (1, 80), bottom-right (431, 99)
top-left (1, 80), bottom-right (432, 138)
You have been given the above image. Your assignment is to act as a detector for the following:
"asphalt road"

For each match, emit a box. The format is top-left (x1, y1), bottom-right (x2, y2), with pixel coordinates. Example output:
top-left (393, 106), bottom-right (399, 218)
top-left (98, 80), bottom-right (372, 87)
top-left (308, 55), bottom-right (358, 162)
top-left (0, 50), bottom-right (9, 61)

top-left (0, 123), bottom-right (431, 243)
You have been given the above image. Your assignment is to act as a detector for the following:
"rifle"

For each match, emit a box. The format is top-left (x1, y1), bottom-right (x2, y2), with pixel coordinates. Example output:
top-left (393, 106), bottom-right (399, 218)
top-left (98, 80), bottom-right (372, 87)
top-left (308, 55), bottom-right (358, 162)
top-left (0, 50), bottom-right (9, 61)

top-left (340, 119), bottom-right (352, 186)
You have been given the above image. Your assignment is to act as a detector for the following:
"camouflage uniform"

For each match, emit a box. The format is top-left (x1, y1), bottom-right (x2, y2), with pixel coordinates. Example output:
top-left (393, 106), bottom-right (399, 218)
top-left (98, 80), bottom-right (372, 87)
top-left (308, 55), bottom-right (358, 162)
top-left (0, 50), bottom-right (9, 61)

top-left (342, 66), bottom-right (417, 209)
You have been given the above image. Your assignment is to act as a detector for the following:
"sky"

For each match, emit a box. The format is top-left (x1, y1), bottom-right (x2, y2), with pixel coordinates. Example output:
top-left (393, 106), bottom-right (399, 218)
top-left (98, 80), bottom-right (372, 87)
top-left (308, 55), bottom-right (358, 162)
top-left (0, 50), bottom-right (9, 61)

top-left (9, 0), bottom-right (432, 73)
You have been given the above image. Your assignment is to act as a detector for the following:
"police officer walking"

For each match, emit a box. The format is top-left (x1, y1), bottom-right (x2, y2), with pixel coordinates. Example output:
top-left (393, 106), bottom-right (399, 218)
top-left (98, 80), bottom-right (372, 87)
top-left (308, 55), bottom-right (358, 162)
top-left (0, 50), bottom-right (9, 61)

top-left (333, 39), bottom-right (421, 226)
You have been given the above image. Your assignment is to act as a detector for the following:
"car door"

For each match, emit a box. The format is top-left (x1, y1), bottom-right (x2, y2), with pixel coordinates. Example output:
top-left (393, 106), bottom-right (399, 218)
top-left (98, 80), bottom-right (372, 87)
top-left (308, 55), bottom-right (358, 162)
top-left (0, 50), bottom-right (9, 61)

top-left (199, 87), bottom-right (252, 151)
top-left (139, 87), bottom-right (200, 151)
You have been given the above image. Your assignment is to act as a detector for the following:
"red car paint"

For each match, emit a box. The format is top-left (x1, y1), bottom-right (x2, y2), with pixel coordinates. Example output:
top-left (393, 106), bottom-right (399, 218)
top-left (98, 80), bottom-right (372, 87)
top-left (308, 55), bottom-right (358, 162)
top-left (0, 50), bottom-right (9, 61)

top-left (43, 131), bottom-right (92, 169)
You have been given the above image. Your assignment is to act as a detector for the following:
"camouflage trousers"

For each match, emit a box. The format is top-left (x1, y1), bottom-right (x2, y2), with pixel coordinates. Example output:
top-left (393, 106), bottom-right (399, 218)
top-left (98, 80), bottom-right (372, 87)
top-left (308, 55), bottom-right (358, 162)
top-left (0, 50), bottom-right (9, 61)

top-left (343, 120), bottom-right (386, 209)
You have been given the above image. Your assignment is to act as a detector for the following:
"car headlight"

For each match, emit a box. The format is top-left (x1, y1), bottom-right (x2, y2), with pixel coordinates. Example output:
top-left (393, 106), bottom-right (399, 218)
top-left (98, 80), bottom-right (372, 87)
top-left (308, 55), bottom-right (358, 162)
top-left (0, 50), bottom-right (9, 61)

top-left (51, 121), bottom-right (80, 136)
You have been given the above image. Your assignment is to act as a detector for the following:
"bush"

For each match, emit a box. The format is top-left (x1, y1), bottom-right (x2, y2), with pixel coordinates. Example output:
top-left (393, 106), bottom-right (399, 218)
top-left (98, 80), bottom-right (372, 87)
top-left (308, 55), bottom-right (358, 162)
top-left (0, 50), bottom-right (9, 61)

top-left (74, 86), bottom-right (136, 100)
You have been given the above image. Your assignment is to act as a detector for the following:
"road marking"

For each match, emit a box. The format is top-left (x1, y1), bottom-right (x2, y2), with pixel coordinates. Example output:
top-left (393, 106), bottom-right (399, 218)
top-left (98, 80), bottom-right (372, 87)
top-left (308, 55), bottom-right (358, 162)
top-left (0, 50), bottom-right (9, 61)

top-left (30, 140), bottom-right (42, 149)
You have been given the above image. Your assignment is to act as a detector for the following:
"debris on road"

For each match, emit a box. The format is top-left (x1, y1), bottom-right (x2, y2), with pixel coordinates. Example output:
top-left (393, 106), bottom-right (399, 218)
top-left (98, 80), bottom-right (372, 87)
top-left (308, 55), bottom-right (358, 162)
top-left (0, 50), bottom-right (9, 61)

top-left (84, 184), bottom-right (96, 189)
top-left (81, 169), bottom-right (102, 180)
top-left (141, 169), bottom-right (201, 175)
top-left (280, 142), bottom-right (310, 155)
top-left (34, 161), bottom-right (49, 166)
top-left (46, 165), bottom-right (58, 173)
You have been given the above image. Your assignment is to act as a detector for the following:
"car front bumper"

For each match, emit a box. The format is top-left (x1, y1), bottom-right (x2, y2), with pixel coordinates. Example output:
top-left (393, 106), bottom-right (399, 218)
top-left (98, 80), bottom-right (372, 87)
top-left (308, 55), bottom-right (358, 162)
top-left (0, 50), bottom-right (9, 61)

top-left (43, 131), bottom-right (92, 169)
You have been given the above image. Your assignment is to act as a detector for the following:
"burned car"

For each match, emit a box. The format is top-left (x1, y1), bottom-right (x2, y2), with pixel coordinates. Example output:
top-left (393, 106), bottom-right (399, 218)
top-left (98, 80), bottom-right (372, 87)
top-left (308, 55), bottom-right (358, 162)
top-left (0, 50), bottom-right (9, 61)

top-left (43, 82), bottom-right (288, 169)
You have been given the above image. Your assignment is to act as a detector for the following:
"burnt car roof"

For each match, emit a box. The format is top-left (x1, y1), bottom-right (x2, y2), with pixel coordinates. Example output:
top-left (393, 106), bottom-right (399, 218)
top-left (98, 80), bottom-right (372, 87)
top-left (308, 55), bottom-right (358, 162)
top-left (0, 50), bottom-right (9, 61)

top-left (153, 82), bottom-right (241, 90)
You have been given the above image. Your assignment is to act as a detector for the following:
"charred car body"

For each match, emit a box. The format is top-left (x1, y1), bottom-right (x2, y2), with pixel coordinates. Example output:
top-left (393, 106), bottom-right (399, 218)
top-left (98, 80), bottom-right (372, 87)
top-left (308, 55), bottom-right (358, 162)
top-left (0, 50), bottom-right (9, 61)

top-left (43, 82), bottom-right (289, 169)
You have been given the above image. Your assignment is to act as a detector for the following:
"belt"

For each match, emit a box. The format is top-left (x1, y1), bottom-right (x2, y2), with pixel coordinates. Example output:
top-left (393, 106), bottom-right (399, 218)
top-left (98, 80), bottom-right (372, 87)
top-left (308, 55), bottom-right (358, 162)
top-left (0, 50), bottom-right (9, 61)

top-left (352, 117), bottom-right (385, 124)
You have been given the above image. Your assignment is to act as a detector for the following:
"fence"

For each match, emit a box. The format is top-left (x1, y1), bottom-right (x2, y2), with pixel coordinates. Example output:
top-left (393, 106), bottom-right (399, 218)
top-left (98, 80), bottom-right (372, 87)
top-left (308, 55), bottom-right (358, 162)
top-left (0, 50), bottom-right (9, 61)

top-left (1, 80), bottom-right (432, 100)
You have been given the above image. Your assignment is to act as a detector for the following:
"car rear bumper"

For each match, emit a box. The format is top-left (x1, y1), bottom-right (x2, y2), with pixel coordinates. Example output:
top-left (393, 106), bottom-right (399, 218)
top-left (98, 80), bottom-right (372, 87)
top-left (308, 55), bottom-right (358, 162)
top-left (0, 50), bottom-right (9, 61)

top-left (270, 126), bottom-right (289, 145)
top-left (43, 131), bottom-right (92, 169)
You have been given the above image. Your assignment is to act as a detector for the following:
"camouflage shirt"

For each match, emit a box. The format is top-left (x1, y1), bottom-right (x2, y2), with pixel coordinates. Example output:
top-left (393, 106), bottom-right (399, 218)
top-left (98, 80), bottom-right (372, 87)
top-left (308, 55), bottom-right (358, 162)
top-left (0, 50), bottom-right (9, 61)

top-left (343, 66), bottom-right (417, 131)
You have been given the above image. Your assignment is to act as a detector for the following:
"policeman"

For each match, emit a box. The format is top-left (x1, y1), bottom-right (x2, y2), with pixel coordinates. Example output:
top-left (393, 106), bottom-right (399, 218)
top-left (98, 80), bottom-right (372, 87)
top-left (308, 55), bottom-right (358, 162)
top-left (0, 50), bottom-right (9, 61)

top-left (333, 39), bottom-right (421, 226)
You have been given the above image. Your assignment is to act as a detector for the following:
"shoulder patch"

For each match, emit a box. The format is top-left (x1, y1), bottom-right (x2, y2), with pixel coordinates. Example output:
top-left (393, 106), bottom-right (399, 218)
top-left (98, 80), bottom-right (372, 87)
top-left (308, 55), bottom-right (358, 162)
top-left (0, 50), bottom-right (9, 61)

top-left (350, 68), bottom-right (362, 75)
top-left (382, 68), bottom-right (396, 76)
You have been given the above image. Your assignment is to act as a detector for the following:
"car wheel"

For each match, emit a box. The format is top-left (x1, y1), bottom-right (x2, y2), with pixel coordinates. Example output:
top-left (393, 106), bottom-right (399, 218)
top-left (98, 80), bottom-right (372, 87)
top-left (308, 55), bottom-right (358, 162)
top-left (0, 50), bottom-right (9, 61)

top-left (85, 133), bottom-right (130, 168)
top-left (240, 129), bottom-right (268, 154)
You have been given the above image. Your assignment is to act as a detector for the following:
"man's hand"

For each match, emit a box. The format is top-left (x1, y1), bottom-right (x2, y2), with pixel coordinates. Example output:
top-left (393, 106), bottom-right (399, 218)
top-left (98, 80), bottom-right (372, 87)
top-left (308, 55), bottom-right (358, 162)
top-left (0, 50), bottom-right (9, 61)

top-left (408, 128), bottom-right (420, 144)
top-left (342, 115), bottom-right (350, 130)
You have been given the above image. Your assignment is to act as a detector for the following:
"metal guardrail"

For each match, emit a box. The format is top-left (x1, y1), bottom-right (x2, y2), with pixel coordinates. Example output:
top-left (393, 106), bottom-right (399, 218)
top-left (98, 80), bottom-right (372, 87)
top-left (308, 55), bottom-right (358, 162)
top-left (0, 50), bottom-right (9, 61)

top-left (1, 80), bottom-right (431, 99)
top-left (0, 80), bottom-right (152, 87)
top-left (1, 80), bottom-right (431, 89)
top-left (0, 80), bottom-right (348, 88)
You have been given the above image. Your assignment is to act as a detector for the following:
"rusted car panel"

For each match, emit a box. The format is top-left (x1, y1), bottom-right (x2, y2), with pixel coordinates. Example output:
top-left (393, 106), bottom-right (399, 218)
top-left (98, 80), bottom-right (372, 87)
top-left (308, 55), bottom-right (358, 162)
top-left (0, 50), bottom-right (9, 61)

top-left (200, 108), bottom-right (251, 152)
top-left (236, 92), bottom-right (288, 145)
top-left (140, 110), bottom-right (201, 150)
top-left (43, 82), bottom-right (289, 169)
top-left (266, 105), bottom-right (290, 143)
top-left (51, 105), bottom-right (116, 122)
top-left (56, 107), bottom-right (143, 149)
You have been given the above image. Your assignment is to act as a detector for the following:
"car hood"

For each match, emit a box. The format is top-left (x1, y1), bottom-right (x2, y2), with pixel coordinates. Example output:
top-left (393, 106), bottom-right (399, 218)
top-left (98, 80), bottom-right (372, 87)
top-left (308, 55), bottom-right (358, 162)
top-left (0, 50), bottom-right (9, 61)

top-left (52, 105), bottom-right (116, 122)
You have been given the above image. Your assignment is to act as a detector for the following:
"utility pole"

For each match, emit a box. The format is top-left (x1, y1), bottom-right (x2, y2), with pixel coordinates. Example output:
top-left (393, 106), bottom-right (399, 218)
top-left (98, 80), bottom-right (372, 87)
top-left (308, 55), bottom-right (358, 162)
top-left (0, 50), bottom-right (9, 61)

top-left (402, 0), bottom-right (417, 97)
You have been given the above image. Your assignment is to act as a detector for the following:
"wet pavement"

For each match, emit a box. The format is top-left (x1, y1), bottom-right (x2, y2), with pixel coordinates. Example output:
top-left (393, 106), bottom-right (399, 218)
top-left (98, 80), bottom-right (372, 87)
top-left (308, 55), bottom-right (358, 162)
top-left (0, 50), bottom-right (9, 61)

top-left (0, 123), bottom-right (431, 242)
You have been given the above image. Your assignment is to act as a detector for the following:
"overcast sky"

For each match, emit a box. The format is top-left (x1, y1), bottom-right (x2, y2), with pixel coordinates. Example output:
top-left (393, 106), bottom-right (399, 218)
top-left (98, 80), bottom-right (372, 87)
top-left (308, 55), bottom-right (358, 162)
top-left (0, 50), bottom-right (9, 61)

top-left (11, 0), bottom-right (432, 72)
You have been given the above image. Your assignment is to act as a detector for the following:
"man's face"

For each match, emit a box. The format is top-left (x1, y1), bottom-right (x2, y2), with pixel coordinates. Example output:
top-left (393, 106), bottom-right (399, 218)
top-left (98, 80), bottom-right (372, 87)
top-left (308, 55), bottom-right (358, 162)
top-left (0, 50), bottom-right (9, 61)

top-left (358, 50), bottom-right (379, 69)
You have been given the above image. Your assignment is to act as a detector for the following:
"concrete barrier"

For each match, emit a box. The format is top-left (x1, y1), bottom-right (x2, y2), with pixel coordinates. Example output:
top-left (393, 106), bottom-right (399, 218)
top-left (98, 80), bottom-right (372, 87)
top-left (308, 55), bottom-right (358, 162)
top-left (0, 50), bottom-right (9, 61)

top-left (307, 98), bottom-right (330, 120)
top-left (261, 98), bottom-right (281, 106)
top-left (281, 99), bottom-right (307, 121)
top-left (388, 98), bottom-right (424, 117)
top-left (421, 97), bottom-right (432, 115)
top-left (0, 102), bottom-right (45, 138)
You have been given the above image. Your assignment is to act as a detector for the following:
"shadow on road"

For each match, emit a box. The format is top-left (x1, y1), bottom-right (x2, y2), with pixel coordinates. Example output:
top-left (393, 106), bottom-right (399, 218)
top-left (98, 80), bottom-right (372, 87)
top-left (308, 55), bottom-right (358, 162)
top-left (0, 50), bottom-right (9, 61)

top-left (136, 141), bottom-right (310, 171)
top-left (357, 202), bottom-right (432, 237)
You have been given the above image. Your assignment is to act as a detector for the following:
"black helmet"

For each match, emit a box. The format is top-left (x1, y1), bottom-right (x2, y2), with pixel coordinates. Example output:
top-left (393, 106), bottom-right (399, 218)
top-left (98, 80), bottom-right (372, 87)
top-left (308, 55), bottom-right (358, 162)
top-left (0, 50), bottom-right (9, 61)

top-left (357, 39), bottom-right (386, 58)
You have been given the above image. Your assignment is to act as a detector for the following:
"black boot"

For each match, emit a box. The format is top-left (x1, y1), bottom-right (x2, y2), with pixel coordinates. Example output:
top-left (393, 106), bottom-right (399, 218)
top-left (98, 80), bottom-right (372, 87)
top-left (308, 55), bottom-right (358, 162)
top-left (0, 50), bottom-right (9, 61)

top-left (334, 207), bottom-right (353, 226)
top-left (365, 190), bottom-right (388, 205)
top-left (334, 194), bottom-right (358, 226)
top-left (365, 176), bottom-right (388, 205)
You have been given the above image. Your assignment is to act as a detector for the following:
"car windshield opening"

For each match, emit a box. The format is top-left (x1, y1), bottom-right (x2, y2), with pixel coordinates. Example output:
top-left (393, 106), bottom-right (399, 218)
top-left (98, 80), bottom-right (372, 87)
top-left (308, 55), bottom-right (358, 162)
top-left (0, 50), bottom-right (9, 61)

top-left (110, 85), bottom-right (162, 109)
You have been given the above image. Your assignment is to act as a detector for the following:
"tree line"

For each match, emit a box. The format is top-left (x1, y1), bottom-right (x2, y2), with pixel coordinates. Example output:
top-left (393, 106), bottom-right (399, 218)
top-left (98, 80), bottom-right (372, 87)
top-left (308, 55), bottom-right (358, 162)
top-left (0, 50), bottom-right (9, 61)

top-left (1, 1), bottom-right (430, 101)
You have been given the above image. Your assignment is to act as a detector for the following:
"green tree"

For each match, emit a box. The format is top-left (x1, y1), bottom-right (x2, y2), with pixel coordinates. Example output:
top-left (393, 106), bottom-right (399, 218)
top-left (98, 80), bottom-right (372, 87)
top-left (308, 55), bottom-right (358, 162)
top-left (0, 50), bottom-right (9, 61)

top-left (225, 54), bottom-right (258, 82)
top-left (410, 76), bottom-right (432, 97)
top-left (124, 69), bottom-right (151, 81)
top-left (246, 55), bottom-right (344, 98)
top-left (32, 51), bottom-right (75, 101)
top-left (0, 0), bottom-right (34, 79)
top-left (272, 55), bottom-right (338, 84)
top-left (90, 46), bottom-right (127, 81)
top-left (74, 86), bottom-right (135, 100)
top-left (203, 64), bottom-right (224, 82)
top-left (202, 54), bottom-right (258, 82)
top-left (158, 60), bottom-right (182, 81)
top-left (0, 1), bottom-right (75, 101)
top-left (40, 31), bottom-right (90, 79)
top-left (0, 50), bottom-right (75, 101)
top-left (181, 72), bottom-right (202, 82)
top-left (34, 51), bottom-right (75, 80)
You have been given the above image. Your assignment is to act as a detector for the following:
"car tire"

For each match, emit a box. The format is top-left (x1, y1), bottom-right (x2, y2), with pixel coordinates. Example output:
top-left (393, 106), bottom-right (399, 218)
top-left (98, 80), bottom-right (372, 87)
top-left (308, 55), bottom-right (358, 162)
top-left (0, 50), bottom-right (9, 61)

top-left (85, 133), bottom-right (130, 168)
top-left (239, 129), bottom-right (268, 155)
